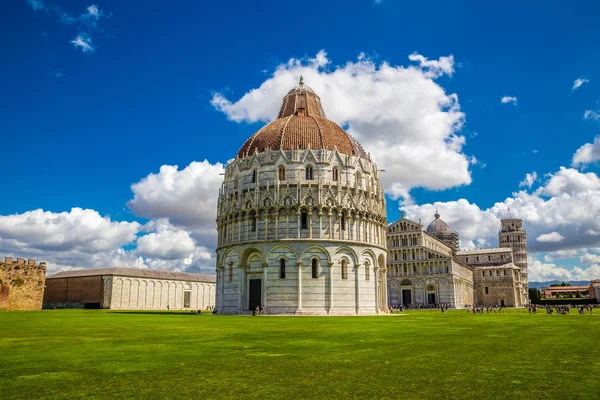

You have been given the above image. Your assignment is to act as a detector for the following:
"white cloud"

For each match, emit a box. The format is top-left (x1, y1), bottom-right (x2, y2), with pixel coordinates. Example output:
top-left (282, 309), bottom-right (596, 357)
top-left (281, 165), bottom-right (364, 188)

top-left (543, 254), bottom-right (553, 262)
top-left (529, 260), bottom-right (600, 282)
top-left (0, 208), bottom-right (140, 273)
top-left (403, 167), bottom-right (600, 253)
top-left (519, 171), bottom-right (537, 188)
top-left (137, 219), bottom-right (201, 260)
top-left (0, 208), bottom-right (216, 275)
top-left (127, 160), bottom-right (224, 247)
top-left (212, 51), bottom-right (471, 201)
top-left (70, 34), bottom-right (94, 53)
top-left (0, 208), bottom-right (139, 252)
top-left (537, 166), bottom-right (600, 196)
top-left (501, 96), bottom-right (518, 105)
top-left (572, 78), bottom-right (589, 91)
top-left (536, 232), bottom-right (565, 243)
top-left (573, 136), bottom-right (600, 167)
top-left (584, 110), bottom-right (600, 120)
top-left (580, 253), bottom-right (600, 265)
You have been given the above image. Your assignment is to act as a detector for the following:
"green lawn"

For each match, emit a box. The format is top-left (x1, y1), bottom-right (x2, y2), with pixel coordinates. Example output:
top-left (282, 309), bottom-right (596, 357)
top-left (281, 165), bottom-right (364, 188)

top-left (1, 309), bottom-right (599, 399)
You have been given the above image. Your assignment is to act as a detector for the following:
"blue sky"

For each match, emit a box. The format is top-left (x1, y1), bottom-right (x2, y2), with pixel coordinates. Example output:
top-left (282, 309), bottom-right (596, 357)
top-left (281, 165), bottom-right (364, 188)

top-left (2, 0), bottom-right (600, 281)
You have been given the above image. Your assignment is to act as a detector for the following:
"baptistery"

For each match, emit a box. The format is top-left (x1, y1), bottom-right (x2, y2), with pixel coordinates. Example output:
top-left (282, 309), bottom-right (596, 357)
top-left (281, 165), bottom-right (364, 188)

top-left (215, 78), bottom-right (388, 315)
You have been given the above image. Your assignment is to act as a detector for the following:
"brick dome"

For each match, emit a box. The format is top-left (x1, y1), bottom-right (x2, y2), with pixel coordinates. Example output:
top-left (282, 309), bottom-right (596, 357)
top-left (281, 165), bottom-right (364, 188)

top-left (237, 79), bottom-right (369, 159)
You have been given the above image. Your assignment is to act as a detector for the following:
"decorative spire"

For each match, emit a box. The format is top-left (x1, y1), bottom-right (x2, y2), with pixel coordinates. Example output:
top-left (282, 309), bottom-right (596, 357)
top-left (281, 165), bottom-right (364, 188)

top-left (299, 75), bottom-right (304, 85)
top-left (434, 209), bottom-right (440, 219)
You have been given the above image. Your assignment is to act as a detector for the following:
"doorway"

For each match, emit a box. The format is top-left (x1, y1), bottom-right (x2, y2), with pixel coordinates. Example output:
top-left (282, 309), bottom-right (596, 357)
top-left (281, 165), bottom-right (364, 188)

top-left (402, 289), bottom-right (412, 305)
top-left (248, 279), bottom-right (262, 311)
top-left (500, 299), bottom-right (505, 307)
top-left (427, 293), bottom-right (436, 305)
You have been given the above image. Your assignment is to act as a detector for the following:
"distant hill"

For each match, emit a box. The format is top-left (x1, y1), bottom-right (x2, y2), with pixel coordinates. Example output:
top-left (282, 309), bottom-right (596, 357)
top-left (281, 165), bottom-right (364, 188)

top-left (529, 281), bottom-right (590, 289)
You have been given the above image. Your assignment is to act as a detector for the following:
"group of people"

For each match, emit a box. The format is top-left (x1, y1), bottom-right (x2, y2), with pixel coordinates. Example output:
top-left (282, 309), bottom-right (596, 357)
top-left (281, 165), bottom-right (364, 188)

top-left (528, 304), bottom-right (596, 314)
top-left (389, 303), bottom-right (453, 312)
top-left (253, 305), bottom-right (267, 316)
top-left (189, 305), bottom-right (217, 315)
top-left (464, 305), bottom-right (504, 314)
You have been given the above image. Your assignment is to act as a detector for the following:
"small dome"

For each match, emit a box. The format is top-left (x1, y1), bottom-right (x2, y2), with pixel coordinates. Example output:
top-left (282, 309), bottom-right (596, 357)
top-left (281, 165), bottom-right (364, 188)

top-left (426, 211), bottom-right (454, 234)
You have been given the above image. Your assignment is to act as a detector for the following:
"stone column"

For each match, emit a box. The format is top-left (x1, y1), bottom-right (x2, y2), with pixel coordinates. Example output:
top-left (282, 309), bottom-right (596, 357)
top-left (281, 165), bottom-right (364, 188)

top-left (262, 262), bottom-right (268, 310)
top-left (328, 261), bottom-right (334, 314)
top-left (309, 211), bottom-right (313, 239)
top-left (238, 264), bottom-right (246, 313)
top-left (374, 266), bottom-right (379, 314)
top-left (264, 213), bottom-right (269, 240)
top-left (275, 215), bottom-right (279, 240)
top-left (355, 263), bottom-right (360, 314)
top-left (255, 215), bottom-right (259, 241)
top-left (319, 211), bottom-right (323, 239)
top-left (382, 268), bottom-right (388, 311)
top-left (296, 260), bottom-right (303, 313)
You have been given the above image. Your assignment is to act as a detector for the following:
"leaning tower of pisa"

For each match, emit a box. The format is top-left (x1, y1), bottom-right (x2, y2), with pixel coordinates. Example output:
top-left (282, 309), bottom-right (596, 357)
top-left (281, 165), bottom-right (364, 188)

top-left (499, 218), bottom-right (528, 299)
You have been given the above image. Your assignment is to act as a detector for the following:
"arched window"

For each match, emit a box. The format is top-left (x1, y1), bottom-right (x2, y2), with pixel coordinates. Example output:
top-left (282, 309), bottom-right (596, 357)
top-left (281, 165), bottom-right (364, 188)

top-left (481, 271), bottom-right (485, 278)
top-left (341, 259), bottom-right (348, 279)
top-left (305, 165), bottom-right (313, 180)
top-left (278, 165), bottom-right (285, 181)
top-left (365, 262), bottom-right (370, 280)
top-left (332, 167), bottom-right (339, 181)
top-left (485, 286), bottom-right (489, 295)
top-left (301, 211), bottom-right (308, 229)
top-left (250, 213), bottom-right (257, 232)
top-left (279, 258), bottom-right (286, 279)
top-left (234, 175), bottom-right (239, 189)
top-left (228, 261), bottom-right (233, 282)
top-left (312, 259), bottom-right (318, 279)
top-left (356, 171), bottom-right (362, 186)
top-left (341, 214), bottom-right (346, 231)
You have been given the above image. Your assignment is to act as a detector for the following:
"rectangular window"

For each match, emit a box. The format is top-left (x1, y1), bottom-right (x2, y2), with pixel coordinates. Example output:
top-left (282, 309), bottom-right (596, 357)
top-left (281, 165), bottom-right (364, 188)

top-left (341, 261), bottom-right (348, 279)
top-left (312, 259), bottom-right (318, 278)
top-left (503, 269), bottom-right (507, 276)
top-left (228, 264), bottom-right (233, 281)
top-left (365, 264), bottom-right (370, 280)
top-left (301, 212), bottom-right (308, 229)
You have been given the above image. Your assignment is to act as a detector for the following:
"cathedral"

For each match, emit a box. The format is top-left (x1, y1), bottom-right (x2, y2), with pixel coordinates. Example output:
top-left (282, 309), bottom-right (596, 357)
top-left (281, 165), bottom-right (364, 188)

top-left (215, 79), bottom-right (388, 315)
top-left (214, 78), bottom-right (527, 314)
top-left (386, 212), bottom-right (528, 308)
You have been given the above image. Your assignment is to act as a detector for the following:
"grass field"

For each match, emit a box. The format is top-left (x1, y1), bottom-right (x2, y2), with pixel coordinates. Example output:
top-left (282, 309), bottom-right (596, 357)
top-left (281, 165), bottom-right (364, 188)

top-left (1, 309), bottom-right (599, 399)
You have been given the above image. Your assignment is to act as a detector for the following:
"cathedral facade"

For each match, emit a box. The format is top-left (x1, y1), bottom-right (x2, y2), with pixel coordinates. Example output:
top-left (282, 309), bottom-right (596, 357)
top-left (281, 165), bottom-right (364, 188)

top-left (387, 212), bottom-right (527, 308)
top-left (215, 80), bottom-right (388, 315)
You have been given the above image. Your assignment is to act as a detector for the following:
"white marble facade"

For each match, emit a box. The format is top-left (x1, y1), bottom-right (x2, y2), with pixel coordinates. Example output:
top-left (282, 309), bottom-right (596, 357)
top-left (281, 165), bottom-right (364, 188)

top-left (215, 147), bottom-right (389, 315)
top-left (103, 275), bottom-right (216, 310)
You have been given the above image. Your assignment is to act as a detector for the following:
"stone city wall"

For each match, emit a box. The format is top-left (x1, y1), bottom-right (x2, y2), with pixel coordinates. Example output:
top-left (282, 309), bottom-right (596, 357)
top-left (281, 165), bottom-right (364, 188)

top-left (0, 257), bottom-right (46, 310)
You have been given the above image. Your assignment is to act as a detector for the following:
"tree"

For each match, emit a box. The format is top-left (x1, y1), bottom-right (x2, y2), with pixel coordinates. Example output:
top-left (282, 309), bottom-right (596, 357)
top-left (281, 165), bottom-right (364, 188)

top-left (576, 290), bottom-right (582, 298)
top-left (528, 288), bottom-right (541, 304)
